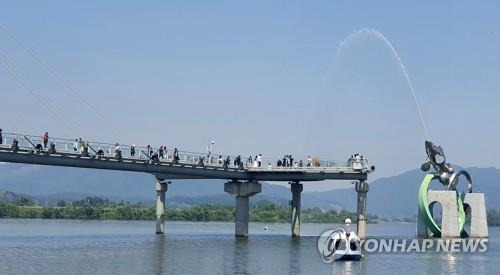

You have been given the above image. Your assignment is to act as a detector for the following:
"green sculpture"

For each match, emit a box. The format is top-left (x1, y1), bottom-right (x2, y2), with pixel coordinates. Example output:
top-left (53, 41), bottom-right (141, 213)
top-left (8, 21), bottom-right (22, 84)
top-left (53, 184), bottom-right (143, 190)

top-left (418, 173), bottom-right (465, 237)
top-left (418, 141), bottom-right (472, 237)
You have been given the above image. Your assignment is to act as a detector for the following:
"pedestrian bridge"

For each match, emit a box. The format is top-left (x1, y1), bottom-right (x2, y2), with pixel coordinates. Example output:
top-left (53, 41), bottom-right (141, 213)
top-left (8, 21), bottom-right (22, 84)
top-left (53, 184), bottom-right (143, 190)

top-left (0, 132), bottom-right (374, 238)
top-left (0, 132), bottom-right (371, 181)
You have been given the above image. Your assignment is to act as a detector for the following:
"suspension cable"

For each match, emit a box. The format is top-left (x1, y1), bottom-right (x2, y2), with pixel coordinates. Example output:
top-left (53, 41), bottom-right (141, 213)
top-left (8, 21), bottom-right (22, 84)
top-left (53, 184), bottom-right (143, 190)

top-left (0, 58), bottom-right (77, 134)
top-left (0, 109), bottom-right (21, 133)
top-left (0, 49), bottom-right (88, 132)
top-left (0, 23), bottom-right (123, 140)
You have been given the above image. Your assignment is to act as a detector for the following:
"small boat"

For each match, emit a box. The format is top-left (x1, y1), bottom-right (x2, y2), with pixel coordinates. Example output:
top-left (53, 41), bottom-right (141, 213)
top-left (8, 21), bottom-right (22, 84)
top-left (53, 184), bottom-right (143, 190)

top-left (320, 228), bottom-right (362, 262)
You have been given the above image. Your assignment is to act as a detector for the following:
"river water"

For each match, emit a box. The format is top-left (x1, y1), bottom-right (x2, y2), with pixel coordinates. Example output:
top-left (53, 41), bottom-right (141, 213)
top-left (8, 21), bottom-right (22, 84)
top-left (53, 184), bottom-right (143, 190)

top-left (0, 219), bottom-right (497, 274)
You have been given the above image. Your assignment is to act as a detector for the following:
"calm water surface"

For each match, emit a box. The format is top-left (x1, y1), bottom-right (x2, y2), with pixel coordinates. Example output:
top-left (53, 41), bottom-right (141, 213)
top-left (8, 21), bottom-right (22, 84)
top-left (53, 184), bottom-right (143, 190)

top-left (0, 219), bottom-right (497, 274)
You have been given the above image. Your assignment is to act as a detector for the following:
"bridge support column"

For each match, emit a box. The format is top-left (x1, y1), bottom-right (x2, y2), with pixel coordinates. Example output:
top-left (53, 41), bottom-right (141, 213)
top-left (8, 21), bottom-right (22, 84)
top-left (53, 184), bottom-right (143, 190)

top-left (155, 180), bottom-right (168, 234)
top-left (355, 181), bottom-right (369, 239)
top-left (290, 182), bottom-right (303, 238)
top-left (224, 180), bottom-right (261, 237)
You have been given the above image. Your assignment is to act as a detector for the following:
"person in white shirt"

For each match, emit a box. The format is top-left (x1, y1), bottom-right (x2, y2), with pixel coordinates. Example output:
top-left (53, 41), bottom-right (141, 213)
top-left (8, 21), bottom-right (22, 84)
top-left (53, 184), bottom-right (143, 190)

top-left (114, 143), bottom-right (122, 159)
top-left (257, 154), bottom-right (262, 167)
top-left (344, 218), bottom-right (359, 240)
top-left (78, 138), bottom-right (84, 153)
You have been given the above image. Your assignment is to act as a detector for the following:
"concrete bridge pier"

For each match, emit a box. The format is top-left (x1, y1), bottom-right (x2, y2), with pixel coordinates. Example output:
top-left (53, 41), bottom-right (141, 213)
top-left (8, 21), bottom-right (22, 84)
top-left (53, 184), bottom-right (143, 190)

top-left (224, 180), bottom-right (262, 237)
top-left (290, 182), bottom-right (303, 237)
top-left (355, 180), bottom-right (369, 239)
top-left (155, 179), bottom-right (168, 234)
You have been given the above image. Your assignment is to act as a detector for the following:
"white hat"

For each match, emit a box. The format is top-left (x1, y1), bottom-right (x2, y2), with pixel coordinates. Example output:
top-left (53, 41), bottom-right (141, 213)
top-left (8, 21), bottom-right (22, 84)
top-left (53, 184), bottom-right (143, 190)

top-left (345, 218), bottom-right (352, 225)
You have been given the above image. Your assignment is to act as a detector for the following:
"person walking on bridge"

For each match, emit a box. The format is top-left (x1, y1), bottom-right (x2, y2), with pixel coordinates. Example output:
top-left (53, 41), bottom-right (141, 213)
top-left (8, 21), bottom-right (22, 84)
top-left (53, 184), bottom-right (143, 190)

top-left (235, 155), bottom-right (241, 166)
top-left (130, 144), bottom-right (136, 157)
top-left (42, 132), bottom-right (49, 149)
top-left (114, 143), bottom-right (122, 159)
top-left (0, 129), bottom-right (3, 145)
top-left (77, 138), bottom-right (84, 153)
top-left (173, 148), bottom-right (179, 163)
top-left (159, 146), bottom-right (164, 159)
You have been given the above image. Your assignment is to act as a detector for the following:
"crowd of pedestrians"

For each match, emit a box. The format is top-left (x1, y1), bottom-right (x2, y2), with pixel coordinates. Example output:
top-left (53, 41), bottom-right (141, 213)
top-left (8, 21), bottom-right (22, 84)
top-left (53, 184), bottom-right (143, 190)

top-left (277, 155), bottom-right (299, 167)
top-left (347, 153), bottom-right (365, 167)
top-left (2, 129), bottom-right (360, 171)
top-left (245, 154), bottom-right (263, 167)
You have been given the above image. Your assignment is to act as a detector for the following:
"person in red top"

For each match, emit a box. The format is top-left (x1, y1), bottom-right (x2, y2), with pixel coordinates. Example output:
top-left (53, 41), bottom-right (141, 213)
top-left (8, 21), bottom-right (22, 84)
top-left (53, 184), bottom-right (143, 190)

top-left (43, 132), bottom-right (49, 149)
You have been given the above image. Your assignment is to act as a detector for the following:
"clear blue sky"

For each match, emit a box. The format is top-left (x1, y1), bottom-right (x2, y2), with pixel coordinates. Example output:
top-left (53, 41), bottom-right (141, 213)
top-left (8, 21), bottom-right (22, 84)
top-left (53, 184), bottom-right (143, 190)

top-left (0, 1), bottom-right (499, 190)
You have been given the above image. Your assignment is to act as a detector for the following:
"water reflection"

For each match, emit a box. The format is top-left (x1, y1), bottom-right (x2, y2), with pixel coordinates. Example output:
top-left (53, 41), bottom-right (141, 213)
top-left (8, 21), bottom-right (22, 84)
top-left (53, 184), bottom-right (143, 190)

top-left (0, 220), bottom-right (497, 275)
top-left (230, 238), bottom-right (250, 274)
top-left (153, 235), bottom-right (166, 275)
top-left (288, 238), bottom-right (302, 274)
top-left (418, 253), bottom-right (436, 274)
top-left (330, 260), bottom-right (364, 275)
top-left (445, 253), bottom-right (457, 274)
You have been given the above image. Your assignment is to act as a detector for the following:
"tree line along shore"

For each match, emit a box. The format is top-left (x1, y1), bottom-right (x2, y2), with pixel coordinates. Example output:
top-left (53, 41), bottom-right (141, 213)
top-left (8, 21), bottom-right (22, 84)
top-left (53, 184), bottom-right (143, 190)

top-left (0, 197), bottom-right (360, 223)
top-left (3, 196), bottom-right (500, 225)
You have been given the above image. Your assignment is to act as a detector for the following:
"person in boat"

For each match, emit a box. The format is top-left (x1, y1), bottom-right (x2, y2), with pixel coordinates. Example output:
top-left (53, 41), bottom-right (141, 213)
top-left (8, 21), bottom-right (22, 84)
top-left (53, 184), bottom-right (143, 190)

top-left (344, 218), bottom-right (360, 251)
top-left (344, 218), bottom-right (356, 236)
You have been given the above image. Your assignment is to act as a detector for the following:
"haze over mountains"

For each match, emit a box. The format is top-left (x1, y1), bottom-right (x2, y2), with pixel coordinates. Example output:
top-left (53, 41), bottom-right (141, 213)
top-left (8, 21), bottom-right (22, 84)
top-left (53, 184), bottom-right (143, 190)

top-left (0, 163), bottom-right (498, 218)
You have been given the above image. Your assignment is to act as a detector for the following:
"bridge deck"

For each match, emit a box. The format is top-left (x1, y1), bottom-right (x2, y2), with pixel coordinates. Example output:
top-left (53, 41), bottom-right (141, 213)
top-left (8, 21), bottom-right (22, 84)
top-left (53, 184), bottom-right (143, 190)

top-left (0, 133), bottom-right (371, 182)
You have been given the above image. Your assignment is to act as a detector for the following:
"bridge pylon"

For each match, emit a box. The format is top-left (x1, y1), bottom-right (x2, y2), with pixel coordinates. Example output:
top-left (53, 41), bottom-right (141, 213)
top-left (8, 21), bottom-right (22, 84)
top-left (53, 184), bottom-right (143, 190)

top-left (355, 180), bottom-right (369, 239)
top-left (155, 178), bottom-right (169, 234)
top-left (290, 182), bottom-right (303, 237)
top-left (224, 180), bottom-right (262, 237)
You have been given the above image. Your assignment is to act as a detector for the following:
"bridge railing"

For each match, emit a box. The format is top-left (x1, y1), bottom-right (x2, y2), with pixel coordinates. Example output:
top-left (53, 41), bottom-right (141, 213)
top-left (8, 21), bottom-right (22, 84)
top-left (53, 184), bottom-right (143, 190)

top-left (246, 157), bottom-right (368, 171)
top-left (0, 133), bottom-right (249, 168)
top-left (0, 132), bottom-right (368, 171)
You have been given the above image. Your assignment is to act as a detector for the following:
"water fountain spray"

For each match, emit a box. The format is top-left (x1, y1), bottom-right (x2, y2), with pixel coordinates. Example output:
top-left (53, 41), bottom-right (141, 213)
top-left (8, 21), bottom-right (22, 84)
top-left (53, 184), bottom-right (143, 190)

top-left (333, 28), bottom-right (430, 139)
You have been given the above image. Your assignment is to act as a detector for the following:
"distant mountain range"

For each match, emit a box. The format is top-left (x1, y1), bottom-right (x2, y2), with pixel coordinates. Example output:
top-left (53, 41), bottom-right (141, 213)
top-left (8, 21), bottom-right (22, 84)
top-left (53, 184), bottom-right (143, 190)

top-left (0, 189), bottom-right (30, 204)
top-left (0, 163), bottom-right (498, 217)
top-left (309, 166), bottom-right (500, 218)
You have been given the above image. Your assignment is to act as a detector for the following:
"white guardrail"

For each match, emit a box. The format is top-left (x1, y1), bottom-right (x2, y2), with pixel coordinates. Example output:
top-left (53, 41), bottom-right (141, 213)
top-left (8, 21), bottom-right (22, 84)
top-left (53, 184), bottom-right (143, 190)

top-left (0, 132), bottom-right (369, 172)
